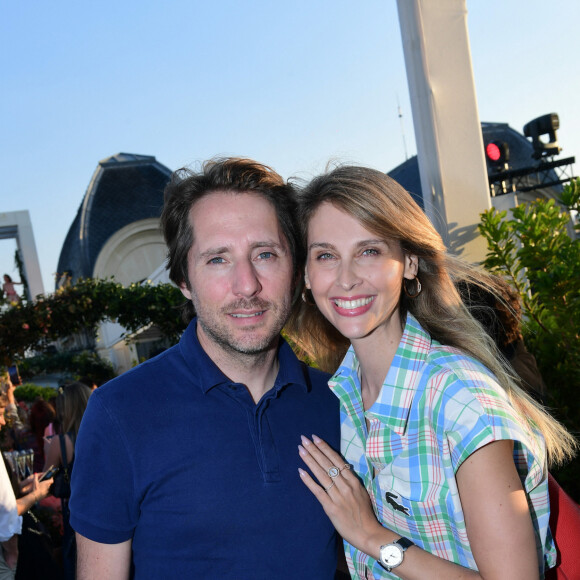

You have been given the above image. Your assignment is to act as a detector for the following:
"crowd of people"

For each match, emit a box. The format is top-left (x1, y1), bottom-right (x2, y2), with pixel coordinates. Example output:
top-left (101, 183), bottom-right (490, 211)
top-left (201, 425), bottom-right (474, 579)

top-left (0, 370), bottom-right (95, 579)
top-left (1, 157), bottom-right (577, 579)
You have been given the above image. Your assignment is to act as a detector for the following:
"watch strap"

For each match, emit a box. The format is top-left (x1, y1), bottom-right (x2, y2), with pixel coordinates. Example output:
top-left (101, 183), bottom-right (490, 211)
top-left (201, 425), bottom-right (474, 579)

top-left (395, 536), bottom-right (414, 551)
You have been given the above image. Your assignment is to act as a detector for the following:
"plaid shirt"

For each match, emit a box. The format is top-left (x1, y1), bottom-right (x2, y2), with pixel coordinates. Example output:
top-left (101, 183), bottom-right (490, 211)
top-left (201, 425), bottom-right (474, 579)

top-left (329, 313), bottom-right (555, 579)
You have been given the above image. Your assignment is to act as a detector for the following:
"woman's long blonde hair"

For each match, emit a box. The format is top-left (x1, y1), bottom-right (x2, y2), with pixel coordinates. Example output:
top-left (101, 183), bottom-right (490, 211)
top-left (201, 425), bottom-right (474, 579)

top-left (56, 382), bottom-right (92, 443)
top-left (286, 165), bottom-right (577, 467)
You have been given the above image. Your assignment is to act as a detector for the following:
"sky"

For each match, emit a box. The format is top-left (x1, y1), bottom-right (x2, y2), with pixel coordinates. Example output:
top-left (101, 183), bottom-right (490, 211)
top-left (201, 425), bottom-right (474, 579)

top-left (1, 0), bottom-right (579, 294)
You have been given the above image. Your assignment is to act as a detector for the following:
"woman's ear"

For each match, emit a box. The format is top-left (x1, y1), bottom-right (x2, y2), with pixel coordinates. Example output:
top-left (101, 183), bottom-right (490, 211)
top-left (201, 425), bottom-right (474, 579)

top-left (403, 254), bottom-right (419, 279)
top-left (304, 267), bottom-right (311, 289)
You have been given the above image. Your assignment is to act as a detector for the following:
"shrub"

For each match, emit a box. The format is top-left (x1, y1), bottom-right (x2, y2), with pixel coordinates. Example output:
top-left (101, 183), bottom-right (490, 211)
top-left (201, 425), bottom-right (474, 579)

top-left (13, 383), bottom-right (57, 402)
top-left (478, 179), bottom-right (580, 498)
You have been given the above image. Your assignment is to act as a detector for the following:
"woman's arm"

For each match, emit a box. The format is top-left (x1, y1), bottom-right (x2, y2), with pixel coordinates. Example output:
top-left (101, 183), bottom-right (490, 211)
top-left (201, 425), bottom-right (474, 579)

top-left (299, 435), bottom-right (539, 580)
top-left (1, 535), bottom-right (18, 569)
top-left (43, 434), bottom-right (63, 471)
top-left (454, 439), bottom-right (539, 579)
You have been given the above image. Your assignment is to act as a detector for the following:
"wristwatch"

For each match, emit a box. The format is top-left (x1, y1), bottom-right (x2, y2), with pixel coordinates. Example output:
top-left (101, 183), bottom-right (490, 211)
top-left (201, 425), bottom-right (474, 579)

top-left (378, 536), bottom-right (415, 572)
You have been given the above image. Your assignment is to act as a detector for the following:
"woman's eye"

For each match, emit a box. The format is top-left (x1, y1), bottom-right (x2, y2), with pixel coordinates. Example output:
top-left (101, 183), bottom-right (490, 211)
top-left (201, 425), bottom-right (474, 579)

top-left (316, 252), bottom-right (334, 261)
top-left (208, 257), bottom-right (225, 264)
top-left (362, 248), bottom-right (379, 256)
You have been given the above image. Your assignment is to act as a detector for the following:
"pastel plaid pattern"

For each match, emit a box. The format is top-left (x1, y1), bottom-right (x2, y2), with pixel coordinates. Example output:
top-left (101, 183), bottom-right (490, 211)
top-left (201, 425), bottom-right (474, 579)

top-left (330, 313), bottom-right (555, 579)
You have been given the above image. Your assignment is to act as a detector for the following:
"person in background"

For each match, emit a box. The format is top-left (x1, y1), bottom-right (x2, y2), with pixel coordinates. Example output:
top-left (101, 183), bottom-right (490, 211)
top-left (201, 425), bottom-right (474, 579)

top-left (288, 165), bottom-right (577, 579)
top-left (29, 398), bottom-right (56, 472)
top-left (77, 377), bottom-right (98, 392)
top-left (70, 158), bottom-right (340, 579)
top-left (43, 382), bottom-right (92, 580)
top-left (0, 373), bottom-right (27, 452)
top-left (457, 277), bottom-right (547, 404)
top-left (0, 390), bottom-right (53, 579)
top-left (2, 276), bottom-right (22, 305)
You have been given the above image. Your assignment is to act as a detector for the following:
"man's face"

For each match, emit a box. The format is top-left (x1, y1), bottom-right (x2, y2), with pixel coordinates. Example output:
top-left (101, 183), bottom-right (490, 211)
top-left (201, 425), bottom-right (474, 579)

top-left (179, 191), bottom-right (294, 359)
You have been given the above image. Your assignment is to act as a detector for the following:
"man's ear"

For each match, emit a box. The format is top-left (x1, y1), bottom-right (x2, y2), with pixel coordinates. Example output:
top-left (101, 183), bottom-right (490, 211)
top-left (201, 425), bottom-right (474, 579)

top-left (178, 281), bottom-right (192, 301)
top-left (403, 254), bottom-right (419, 279)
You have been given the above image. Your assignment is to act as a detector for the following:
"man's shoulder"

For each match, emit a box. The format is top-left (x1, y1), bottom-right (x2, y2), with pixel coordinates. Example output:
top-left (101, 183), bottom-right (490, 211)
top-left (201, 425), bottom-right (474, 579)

top-left (97, 343), bottom-right (189, 400)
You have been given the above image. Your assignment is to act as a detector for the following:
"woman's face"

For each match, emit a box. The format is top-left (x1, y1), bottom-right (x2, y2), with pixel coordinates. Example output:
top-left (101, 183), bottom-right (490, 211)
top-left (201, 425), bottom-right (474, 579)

top-left (305, 202), bottom-right (417, 344)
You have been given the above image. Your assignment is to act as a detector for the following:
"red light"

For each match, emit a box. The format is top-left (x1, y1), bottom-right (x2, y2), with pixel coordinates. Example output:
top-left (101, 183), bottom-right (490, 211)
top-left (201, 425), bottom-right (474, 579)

top-left (486, 142), bottom-right (501, 162)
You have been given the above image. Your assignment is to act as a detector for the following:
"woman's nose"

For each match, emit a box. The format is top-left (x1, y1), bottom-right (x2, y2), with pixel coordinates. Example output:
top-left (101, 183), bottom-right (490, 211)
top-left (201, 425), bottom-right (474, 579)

top-left (336, 261), bottom-right (361, 291)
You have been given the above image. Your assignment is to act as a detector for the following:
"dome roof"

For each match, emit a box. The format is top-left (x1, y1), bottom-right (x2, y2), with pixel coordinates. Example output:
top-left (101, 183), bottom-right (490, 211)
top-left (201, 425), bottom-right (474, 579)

top-left (56, 153), bottom-right (171, 288)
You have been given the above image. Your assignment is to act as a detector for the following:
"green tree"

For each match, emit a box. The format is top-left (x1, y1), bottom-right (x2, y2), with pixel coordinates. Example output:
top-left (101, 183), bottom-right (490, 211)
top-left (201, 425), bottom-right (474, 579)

top-left (478, 179), bottom-right (580, 496)
top-left (0, 278), bottom-right (187, 366)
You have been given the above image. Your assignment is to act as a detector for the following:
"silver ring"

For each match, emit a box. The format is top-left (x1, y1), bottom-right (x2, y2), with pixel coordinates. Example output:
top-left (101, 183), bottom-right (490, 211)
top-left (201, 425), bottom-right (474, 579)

top-left (325, 481), bottom-right (335, 492)
top-left (327, 466), bottom-right (341, 478)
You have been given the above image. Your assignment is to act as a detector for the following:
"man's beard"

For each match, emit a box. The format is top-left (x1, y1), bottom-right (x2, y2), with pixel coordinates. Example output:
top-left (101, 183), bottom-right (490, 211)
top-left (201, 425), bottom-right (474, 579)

top-left (193, 295), bottom-right (292, 357)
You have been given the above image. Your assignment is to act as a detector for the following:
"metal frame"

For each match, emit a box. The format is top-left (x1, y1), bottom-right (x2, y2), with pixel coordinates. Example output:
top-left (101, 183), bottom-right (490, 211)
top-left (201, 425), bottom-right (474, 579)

top-left (489, 156), bottom-right (576, 196)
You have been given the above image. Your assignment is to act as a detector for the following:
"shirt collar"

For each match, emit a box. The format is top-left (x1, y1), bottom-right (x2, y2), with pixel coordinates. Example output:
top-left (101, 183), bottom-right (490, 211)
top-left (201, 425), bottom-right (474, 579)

top-left (330, 312), bottom-right (432, 436)
top-left (178, 318), bottom-right (309, 395)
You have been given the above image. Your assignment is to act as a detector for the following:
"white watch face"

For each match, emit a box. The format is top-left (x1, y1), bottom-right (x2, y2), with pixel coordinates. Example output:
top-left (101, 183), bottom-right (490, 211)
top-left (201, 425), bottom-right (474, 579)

top-left (380, 544), bottom-right (403, 567)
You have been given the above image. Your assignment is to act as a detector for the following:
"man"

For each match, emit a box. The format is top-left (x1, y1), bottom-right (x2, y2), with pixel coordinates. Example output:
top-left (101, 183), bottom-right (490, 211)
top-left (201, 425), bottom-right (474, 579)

top-left (69, 158), bottom-right (340, 579)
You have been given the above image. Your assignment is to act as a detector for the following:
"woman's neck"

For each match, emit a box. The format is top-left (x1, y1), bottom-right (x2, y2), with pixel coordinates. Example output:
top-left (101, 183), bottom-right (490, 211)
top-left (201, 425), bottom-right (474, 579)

top-left (352, 318), bottom-right (405, 411)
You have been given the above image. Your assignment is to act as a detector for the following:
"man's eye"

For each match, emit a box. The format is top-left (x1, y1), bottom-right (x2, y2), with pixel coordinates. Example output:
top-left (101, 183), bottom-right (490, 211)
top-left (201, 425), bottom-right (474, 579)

top-left (362, 248), bottom-right (379, 256)
top-left (258, 251), bottom-right (274, 260)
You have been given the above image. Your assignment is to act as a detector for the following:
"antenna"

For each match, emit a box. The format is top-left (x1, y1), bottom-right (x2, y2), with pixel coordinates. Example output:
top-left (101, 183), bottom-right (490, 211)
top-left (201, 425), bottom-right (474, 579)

top-left (397, 94), bottom-right (408, 161)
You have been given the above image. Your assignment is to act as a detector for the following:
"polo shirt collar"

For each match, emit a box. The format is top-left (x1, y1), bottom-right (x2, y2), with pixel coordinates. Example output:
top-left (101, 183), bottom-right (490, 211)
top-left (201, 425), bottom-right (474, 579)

top-left (330, 312), bottom-right (432, 436)
top-left (178, 318), bottom-right (309, 395)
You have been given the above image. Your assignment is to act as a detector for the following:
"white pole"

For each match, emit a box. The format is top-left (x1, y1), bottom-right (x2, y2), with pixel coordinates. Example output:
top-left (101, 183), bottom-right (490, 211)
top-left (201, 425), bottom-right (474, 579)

top-left (396, 0), bottom-right (491, 263)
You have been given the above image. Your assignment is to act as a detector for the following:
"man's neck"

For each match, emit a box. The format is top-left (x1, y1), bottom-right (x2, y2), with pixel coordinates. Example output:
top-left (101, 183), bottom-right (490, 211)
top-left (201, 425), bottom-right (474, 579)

top-left (198, 332), bottom-right (281, 404)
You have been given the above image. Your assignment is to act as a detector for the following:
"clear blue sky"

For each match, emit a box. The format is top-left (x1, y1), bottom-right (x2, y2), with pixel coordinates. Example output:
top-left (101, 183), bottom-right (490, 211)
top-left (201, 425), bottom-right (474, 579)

top-left (1, 0), bottom-right (579, 293)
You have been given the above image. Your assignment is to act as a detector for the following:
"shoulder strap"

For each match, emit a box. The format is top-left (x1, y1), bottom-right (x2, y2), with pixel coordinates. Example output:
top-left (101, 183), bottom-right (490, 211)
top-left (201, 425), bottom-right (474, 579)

top-left (58, 433), bottom-right (69, 472)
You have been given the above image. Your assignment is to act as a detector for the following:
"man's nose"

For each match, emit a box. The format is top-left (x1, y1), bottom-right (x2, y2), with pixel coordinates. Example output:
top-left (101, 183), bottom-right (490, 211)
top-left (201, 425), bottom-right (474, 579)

top-left (231, 259), bottom-right (262, 298)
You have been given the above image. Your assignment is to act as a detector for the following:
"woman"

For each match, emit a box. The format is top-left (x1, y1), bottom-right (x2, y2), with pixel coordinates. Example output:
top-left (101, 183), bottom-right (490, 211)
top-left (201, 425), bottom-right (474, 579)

top-left (288, 166), bottom-right (576, 579)
top-left (44, 382), bottom-right (92, 580)
top-left (2, 275), bottom-right (22, 305)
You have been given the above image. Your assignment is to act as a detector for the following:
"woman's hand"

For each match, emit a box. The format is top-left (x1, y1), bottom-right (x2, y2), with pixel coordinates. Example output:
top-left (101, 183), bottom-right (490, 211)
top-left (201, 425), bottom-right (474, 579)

top-left (19, 473), bottom-right (35, 494)
top-left (298, 434), bottom-right (385, 554)
top-left (16, 472), bottom-right (55, 516)
top-left (26, 472), bottom-right (54, 501)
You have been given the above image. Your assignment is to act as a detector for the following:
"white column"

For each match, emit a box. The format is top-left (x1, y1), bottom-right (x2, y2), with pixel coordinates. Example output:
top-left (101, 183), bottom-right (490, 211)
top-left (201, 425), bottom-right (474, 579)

top-left (396, 0), bottom-right (490, 264)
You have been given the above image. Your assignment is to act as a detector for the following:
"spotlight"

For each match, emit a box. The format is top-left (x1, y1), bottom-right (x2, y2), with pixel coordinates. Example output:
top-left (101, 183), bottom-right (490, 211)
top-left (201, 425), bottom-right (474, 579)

top-left (485, 140), bottom-right (510, 171)
top-left (523, 113), bottom-right (561, 159)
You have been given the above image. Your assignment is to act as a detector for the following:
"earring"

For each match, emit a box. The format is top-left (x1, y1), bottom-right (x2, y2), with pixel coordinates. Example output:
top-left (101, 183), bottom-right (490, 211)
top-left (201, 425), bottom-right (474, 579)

top-left (301, 289), bottom-right (316, 306)
top-left (403, 276), bottom-right (422, 298)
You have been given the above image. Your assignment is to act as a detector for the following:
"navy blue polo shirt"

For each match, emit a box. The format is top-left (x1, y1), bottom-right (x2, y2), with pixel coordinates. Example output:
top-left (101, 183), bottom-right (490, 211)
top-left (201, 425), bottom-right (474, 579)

top-left (70, 319), bottom-right (340, 579)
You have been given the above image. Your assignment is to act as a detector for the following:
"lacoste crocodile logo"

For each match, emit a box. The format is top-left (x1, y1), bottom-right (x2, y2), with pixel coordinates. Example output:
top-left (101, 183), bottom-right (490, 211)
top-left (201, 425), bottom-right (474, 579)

top-left (385, 492), bottom-right (409, 515)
